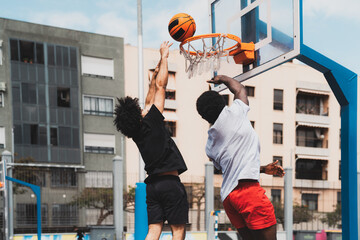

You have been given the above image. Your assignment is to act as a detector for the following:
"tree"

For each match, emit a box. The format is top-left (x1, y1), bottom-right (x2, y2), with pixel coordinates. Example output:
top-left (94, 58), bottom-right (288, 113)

top-left (12, 156), bottom-right (43, 194)
top-left (273, 202), bottom-right (313, 229)
top-left (320, 203), bottom-right (341, 228)
top-left (71, 185), bottom-right (135, 225)
top-left (188, 183), bottom-right (205, 230)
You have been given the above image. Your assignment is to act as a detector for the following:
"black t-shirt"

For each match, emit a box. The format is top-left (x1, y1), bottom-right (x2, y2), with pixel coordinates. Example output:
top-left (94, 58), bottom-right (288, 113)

top-left (133, 105), bottom-right (187, 178)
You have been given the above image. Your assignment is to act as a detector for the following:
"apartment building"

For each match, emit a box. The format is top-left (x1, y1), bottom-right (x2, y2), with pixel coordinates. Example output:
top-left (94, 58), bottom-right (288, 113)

top-left (0, 18), bottom-right (125, 233)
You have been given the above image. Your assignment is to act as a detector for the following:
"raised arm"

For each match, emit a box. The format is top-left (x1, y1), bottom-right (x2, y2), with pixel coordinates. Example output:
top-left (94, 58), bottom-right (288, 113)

top-left (153, 41), bottom-right (173, 113)
top-left (143, 62), bottom-right (160, 114)
top-left (207, 75), bottom-right (249, 105)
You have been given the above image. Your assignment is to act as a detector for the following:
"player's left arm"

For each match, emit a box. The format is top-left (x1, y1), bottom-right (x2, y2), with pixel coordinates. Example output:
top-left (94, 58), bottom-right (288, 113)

top-left (260, 160), bottom-right (285, 177)
top-left (153, 41), bottom-right (173, 113)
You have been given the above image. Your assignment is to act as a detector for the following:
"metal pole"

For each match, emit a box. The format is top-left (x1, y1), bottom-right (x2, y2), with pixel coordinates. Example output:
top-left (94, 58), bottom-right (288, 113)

top-left (1, 151), bottom-right (10, 240)
top-left (7, 167), bottom-right (13, 240)
top-left (205, 162), bottom-right (214, 240)
top-left (135, 2), bottom-right (148, 239)
top-left (284, 167), bottom-right (293, 240)
top-left (113, 155), bottom-right (123, 240)
top-left (358, 172), bottom-right (360, 240)
top-left (137, 0), bottom-right (145, 182)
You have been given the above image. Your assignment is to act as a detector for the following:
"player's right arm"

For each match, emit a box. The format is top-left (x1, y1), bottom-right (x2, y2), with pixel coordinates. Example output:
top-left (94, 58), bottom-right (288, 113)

top-left (153, 41), bottom-right (173, 113)
top-left (207, 75), bottom-right (249, 105)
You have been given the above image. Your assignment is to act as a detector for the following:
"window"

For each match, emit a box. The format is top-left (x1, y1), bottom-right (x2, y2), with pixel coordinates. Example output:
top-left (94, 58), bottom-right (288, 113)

top-left (84, 133), bottom-right (115, 154)
top-left (81, 56), bottom-right (114, 79)
top-left (52, 204), bottom-right (78, 225)
top-left (245, 86), bottom-right (255, 97)
top-left (296, 126), bottom-right (326, 148)
top-left (165, 90), bottom-right (176, 100)
top-left (250, 121), bottom-right (255, 128)
top-left (302, 193), bottom-right (318, 210)
top-left (339, 160), bottom-right (341, 180)
top-left (296, 91), bottom-right (329, 116)
top-left (273, 89), bottom-right (283, 110)
top-left (273, 156), bottom-right (283, 177)
top-left (273, 156), bottom-right (283, 166)
top-left (337, 192), bottom-right (341, 206)
top-left (165, 121), bottom-right (176, 137)
top-left (273, 123), bottom-right (283, 144)
top-left (0, 92), bottom-right (3, 107)
top-left (85, 171), bottom-right (113, 188)
top-left (22, 83), bottom-right (37, 104)
top-left (0, 127), bottom-right (5, 148)
top-left (57, 87), bottom-right (70, 107)
top-left (10, 40), bottom-right (44, 64)
top-left (51, 169), bottom-right (77, 187)
top-left (271, 189), bottom-right (281, 203)
top-left (50, 127), bottom-right (58, 146)
top-left (17, 203), bottom-right (48, 225)
top-left (296, 159), bottom-right (328, 180)
top-left (15, 169), bottom-right (46, 187)
top-left (83, 96), bottom-right (114, 116)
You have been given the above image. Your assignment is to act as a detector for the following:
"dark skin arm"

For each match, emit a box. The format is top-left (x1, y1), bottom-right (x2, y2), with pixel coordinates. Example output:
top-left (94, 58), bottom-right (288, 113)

top-left (207, 75), bottom-right (249, 105)
top-left (260, 160), bottom-right (285, 177)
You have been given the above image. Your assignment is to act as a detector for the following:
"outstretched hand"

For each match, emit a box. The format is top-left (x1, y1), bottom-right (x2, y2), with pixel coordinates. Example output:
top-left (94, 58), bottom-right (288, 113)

top-left (263, 160), bottom-right (285, 177)
top-left (206, 75), bottom-right (230, 84)
top-left (160, 41), bottom-right (173, 59)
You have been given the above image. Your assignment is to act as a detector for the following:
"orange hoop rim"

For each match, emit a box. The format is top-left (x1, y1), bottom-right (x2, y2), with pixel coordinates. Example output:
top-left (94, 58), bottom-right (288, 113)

top-left (179, 33), bottom-right (242, 56)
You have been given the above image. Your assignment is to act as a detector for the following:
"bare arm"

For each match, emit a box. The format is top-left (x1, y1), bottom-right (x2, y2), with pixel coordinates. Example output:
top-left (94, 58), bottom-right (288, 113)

top-left (207, 75), bottom-right (249, 105)
top-left (143, 62), bottom-right (160, 114)
top-left (153, 41), bottom-right (173, 113)
top-left (260, 160), bottom-right (285, 177)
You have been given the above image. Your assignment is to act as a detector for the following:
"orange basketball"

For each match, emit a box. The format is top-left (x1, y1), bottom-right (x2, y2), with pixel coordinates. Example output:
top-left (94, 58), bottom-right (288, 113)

top-left (168, 13), bottom-right (196, 42)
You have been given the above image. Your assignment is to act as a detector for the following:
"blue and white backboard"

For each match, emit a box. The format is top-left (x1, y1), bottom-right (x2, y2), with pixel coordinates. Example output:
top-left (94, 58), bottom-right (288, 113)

top-left (209, 0), bottom-right (301, 90)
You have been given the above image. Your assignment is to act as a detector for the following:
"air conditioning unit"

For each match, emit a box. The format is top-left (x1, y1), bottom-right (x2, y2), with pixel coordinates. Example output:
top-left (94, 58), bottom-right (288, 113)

top-left (0, 82), bottom-right (6, 92)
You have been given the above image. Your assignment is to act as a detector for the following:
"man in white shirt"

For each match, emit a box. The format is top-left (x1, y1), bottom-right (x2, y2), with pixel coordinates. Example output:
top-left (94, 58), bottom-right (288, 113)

top-left (196, 75), bottom-right (284, 240)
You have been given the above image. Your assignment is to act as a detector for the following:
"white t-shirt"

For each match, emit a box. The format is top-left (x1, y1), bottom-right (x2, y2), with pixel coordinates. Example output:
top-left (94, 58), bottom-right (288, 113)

top-left (206, 99), bottom-right (260, 202)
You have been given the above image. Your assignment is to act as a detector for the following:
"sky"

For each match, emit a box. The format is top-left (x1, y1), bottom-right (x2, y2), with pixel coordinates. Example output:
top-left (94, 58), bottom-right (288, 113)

top-left (0, 0), bottom-right (359, 75)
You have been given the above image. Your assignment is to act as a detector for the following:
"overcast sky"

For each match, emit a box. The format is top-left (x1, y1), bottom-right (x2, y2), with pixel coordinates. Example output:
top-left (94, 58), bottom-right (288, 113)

top-left (1, 0), bottom-right (359, 75)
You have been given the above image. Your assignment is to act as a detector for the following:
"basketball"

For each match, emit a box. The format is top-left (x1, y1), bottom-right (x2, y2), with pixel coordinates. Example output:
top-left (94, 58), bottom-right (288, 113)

top-left (168, 13), bottom-right (196, 42)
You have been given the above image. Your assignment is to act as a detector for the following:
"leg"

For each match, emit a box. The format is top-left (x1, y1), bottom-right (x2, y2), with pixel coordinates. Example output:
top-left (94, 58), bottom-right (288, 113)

top-left (237, 227), bottom-right (255, 240)
top-left (252, 224), bottom-right (277, 240)
top-left (170, 224), bottom-right (186, 240)
top-left (145, 222), bottom-right (163, 240)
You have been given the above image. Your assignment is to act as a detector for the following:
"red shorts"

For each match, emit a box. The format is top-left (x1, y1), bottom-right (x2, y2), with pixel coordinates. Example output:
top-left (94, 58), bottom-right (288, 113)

top-left (223, 181), bottom-right (276, 230)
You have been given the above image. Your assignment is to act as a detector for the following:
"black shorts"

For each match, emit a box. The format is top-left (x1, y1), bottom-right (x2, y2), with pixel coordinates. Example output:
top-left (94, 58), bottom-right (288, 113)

top-left (146, 175), bottom-right (189, 225)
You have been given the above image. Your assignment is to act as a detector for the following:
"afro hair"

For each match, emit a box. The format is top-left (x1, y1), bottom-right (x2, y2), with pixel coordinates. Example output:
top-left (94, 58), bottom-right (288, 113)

top-left (196, 91), bottom-right (226, 125)
top-left (113, 96), bottom-right (142, 138)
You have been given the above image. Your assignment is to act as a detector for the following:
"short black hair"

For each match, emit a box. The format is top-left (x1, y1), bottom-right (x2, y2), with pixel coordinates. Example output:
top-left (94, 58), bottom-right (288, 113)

top-left (113, 96), bottom-right (142, 138)
top-left (196, 90), bottom-right (226, 124)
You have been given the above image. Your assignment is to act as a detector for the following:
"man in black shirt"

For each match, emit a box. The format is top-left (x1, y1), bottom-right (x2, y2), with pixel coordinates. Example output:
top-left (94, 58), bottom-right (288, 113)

top-left (114, 41), bottom-right (188, 240)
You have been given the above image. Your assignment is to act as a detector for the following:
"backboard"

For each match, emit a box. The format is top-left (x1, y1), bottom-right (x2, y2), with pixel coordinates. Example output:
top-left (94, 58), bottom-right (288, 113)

top-left (209, 0), bottom-right (301, 91)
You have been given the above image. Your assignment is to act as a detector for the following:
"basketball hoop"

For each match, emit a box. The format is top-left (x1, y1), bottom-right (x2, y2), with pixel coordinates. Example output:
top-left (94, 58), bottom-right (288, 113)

top-left (179, 33), bottom-right (255, 78)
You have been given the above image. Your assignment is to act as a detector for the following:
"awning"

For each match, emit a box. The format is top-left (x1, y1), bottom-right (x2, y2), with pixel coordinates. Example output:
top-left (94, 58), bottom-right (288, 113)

top-left (297, 88), bottom-right (329, 96)
top-left (296, 154), bottom-right (328, 161)
top-left (296, 121), bottom-right (329, 128)
top-left (163, 111), bottom-right (178, 122)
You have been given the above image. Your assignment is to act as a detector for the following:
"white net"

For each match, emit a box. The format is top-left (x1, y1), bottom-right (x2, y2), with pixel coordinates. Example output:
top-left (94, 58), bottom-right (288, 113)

top-left (180, 34), bottom-right (233, 78)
